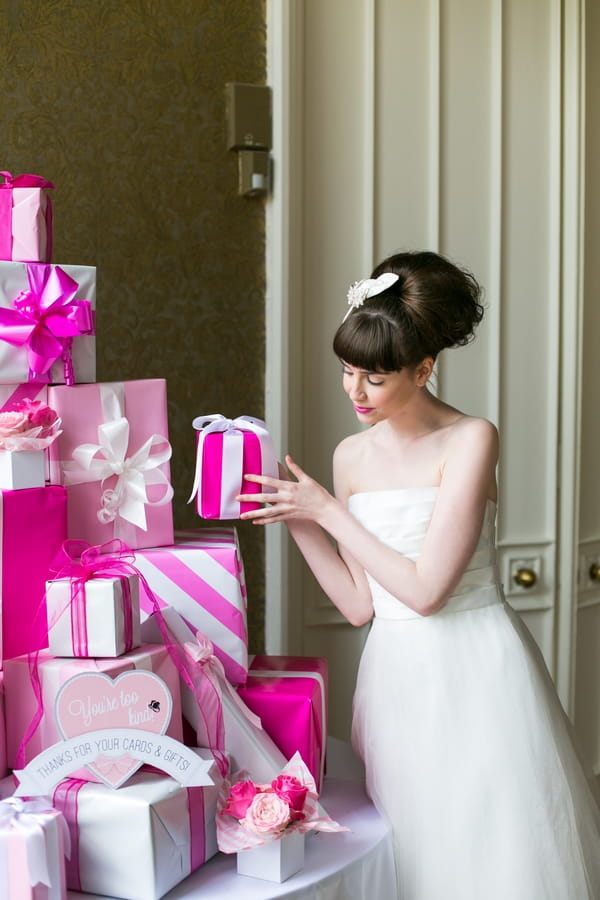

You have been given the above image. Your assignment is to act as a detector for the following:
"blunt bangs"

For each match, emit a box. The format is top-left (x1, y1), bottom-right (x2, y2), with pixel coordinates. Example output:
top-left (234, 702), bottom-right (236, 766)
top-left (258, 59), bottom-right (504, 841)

top-left (333, 312), bottom-right (406, 373)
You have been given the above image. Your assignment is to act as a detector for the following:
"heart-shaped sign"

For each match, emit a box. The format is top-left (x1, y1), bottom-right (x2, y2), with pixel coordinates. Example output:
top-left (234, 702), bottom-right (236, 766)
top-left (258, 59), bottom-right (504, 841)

top-left (55, 670), bottom-right (172, 787)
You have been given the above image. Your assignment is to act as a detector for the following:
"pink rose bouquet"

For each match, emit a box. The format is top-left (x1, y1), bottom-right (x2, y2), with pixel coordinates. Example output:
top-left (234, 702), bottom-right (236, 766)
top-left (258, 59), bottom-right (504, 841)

top-left (0, 399), bottom-right (61, 451)
top-left (216, 751), bottom-right (348, 852)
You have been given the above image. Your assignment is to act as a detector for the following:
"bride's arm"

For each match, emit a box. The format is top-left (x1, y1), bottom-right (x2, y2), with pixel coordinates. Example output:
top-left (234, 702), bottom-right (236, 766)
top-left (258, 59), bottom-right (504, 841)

top-left (239, 418), bottom-right (498, 617)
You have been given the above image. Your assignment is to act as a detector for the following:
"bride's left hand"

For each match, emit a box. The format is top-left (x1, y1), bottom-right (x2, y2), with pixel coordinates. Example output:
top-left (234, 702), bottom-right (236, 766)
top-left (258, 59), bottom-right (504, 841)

top-left (236, 455), bottom-right (335, 525)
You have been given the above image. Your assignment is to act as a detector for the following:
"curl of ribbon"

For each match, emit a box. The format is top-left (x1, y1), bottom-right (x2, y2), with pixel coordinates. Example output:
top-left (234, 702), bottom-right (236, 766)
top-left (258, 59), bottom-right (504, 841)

top-left (183, 631), bottom-right (262, 771)
top-left (0, 797), bottom-right (70, 888)
top-left (61, 416), bottom-right (173, 536)
top-left (0, 172), bottom-right (55, 190)
top-left (0, 263), bottom-right (94, 383)
top-left (17, 540), bottom-right (230, 780)
top-left (188, 414), bottom-right (278, 517)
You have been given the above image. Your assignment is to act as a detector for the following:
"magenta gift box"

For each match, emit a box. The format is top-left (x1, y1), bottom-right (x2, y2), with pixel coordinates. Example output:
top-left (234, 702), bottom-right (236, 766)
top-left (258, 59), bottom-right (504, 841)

top-left (237, 655), bottom-right (328, 790)
top-left (0, 486), bottom-right (67, 662)
top-left (47, 380), bottom-right (174, 549)
top-left (52, 755), bottom-right (221, 899)
top-left (189, 415), bottom-right (278, 519)
top-left (3, 643), bottom-right (183, 772)
top-left (0, 172), bottom-right (54, 263)
top-left (0, 799), bottom-right (69, 900)
top-left (0, 673), bottom-right (6, 780)
top-left (136, 528), bottom-right (248, 685)
top-left (0, 262), bottom-right (96, 385)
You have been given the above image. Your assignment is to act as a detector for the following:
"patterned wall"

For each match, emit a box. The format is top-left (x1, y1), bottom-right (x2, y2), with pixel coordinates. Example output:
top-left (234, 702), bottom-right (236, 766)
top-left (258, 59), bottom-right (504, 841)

top-left (1, 0), bottom-right (268, 649)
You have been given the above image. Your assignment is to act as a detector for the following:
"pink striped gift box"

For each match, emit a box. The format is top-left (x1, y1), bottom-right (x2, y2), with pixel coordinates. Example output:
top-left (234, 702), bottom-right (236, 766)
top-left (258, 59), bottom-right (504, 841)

top-left (188, 415), bottom-right (278, 519)
top-left (136, 528), bottom-right (248, 685)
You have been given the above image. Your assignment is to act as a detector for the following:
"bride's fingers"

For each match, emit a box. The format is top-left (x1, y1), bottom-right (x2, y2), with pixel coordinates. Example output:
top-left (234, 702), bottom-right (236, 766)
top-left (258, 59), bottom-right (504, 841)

top-left (284, 455), bottom-right (305, 479)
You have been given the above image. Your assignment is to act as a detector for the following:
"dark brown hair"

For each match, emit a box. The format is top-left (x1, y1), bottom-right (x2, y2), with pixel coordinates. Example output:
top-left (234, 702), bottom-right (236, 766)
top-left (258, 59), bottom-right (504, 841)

top-left (333, 250), bottom-right (484, 372)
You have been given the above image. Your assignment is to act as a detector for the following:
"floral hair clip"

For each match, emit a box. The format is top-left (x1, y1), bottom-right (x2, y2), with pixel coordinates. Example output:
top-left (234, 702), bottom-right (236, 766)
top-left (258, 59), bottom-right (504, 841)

top-left (343, 272), bottom-right (400, 320)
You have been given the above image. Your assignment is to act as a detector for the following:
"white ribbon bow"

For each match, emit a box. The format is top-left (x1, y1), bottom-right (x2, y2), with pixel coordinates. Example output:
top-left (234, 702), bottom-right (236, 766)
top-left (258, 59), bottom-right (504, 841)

top-left (344, 271), bottom-right (400, 320)
top-left (0, 797), bottom-right (71, 888)
top-left (62, 415), bottom-right (173, 532)
top-left (188, 414), bottom-right (278, 517)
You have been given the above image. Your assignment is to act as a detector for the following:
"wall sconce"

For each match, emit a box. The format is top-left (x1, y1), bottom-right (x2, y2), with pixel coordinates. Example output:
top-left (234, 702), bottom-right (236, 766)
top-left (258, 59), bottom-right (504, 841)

top-left (225, 83), bottom-right (272, 198)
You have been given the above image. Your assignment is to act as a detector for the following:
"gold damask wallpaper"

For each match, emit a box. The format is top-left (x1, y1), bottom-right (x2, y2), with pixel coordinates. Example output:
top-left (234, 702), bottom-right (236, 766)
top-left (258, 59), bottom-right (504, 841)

top-left (1, 0), bottom-right (268, 649)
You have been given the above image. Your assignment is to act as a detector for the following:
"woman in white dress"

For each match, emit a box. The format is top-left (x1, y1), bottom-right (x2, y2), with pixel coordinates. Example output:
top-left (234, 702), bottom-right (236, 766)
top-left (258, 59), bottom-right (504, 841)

top-left (237, 250), bottom-right (600, 899)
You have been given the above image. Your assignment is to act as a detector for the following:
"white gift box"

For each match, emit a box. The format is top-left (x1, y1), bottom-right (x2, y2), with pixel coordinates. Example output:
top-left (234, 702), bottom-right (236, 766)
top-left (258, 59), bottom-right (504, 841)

top-left (52, 751), bottom-right (221, 900)
top-left (0, 262), bottom-right (96, 384)
top-left (141, 606), bottom-right (287, 782)
top-left (237, 830), bottom-right (305, 883)
top-left (46, 573), bottom-right (141, 658)
top-left (0, 449), bottom-right (45, 489)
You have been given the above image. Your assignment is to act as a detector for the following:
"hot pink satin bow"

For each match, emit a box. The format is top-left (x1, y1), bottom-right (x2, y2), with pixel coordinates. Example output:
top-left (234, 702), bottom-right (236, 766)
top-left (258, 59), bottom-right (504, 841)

top-left (0, 263), bottom-right (94, 383)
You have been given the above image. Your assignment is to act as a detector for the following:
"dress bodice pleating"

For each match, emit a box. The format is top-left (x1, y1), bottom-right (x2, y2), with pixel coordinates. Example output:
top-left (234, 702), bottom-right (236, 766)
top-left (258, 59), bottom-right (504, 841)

top-left (348, 487), bottom-right (501, 619)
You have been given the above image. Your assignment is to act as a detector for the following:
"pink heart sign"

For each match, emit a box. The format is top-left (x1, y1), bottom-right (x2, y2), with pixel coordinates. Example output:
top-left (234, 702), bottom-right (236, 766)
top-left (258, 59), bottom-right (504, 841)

top-left (55, 670), bottom-right (173, 787)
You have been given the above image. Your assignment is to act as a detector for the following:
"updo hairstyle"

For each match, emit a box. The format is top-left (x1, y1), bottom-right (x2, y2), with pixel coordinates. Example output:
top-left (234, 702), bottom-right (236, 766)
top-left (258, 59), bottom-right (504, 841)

top-left (332, 250), bottom-right (484, 372)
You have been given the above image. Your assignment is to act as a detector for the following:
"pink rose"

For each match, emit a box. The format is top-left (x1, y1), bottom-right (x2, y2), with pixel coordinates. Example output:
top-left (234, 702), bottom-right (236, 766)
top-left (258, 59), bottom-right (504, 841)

top-left (224, 780), bottom-right (257, 819)
top-left (241, 791), bottom-right (292, 835)
top-left (18, 399), bottom-right (58, 435)
top-left (271, 774), bottom-right (308, 823)
top-left (0, 410), bottom-right (30, 439)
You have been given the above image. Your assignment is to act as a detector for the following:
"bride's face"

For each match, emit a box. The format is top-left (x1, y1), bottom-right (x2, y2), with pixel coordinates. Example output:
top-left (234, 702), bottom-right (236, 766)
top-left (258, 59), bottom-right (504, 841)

top-left (341, 361), bottom-right (426, 423)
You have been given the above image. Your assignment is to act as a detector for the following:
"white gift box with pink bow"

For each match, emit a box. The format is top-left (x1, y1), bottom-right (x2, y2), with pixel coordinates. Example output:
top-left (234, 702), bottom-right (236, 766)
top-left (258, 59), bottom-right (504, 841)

top-left (47, 380), bottom-right (174, 549)
top-left (0, 262), bottom-right (95, 385)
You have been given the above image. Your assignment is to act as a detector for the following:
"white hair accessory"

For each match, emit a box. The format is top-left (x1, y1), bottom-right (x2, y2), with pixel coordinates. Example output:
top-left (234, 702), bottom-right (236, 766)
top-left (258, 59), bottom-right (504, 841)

top-left (343, 272), bottom-right (400, 320)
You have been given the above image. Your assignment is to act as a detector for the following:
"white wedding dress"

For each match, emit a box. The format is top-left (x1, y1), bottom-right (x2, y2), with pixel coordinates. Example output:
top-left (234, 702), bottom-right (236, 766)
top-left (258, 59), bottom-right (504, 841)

top-left (350, 487), bottom-right (600, 900)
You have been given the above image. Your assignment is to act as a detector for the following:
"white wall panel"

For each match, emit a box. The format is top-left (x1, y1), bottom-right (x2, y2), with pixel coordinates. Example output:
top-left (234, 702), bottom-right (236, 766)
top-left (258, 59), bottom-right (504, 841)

top-left (273, 0), bottom-right (593, 743)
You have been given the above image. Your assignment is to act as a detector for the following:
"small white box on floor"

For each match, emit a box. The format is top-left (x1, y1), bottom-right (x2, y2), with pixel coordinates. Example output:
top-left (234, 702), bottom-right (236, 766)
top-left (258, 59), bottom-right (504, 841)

top-left (236, 831), bottom-right (305, 883)
top-left (0, 449), bottom-right (45, 489)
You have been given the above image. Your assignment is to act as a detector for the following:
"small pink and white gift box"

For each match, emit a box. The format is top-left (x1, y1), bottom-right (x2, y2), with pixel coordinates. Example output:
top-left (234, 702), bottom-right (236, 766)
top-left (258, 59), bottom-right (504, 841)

top-left (0, 262), bottom-right (95, 385)
top-left (0, 797), bottom-right (70, 900)
top-left (136, 527), bottom-right (248, 685)
top-left (188, 414), bottom-right (278, 519)
top-left (46, 570), bottom-right (141, 659)
top-left (0, 171), bottom-right (54, 263)
top-left (47, 380), bottom-right (174, 549)
top-left (4, 643), bottom-right (183, 774)
top-left (52, 750), bottom-right (222, 900)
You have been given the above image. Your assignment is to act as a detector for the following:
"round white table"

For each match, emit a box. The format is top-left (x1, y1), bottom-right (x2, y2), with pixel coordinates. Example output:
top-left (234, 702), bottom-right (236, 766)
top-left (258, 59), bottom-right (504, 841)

top-left (68, 739), bottom-right (398, 900)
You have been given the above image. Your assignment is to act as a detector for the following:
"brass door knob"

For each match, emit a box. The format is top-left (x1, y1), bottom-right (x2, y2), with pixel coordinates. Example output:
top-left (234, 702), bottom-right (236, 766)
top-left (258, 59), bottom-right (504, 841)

top-left (513, 567), bottom-right (537, 589)
top-left (589, 562), bottom-right (600, 582)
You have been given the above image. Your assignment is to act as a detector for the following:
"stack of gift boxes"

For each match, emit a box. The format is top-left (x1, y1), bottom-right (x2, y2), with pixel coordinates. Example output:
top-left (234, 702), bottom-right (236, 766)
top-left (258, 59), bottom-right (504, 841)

top-left (0, 173), bottom-right (328, 899)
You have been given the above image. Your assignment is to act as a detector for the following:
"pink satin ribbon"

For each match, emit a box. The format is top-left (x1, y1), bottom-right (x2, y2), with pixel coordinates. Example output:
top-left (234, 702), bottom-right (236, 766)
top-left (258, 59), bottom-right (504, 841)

top-left (0, 172), bottom-right (54, 263)
top-left (0, 263), bottom-right (94, 383)
top-left (49, 539), bottom-right (137, 657)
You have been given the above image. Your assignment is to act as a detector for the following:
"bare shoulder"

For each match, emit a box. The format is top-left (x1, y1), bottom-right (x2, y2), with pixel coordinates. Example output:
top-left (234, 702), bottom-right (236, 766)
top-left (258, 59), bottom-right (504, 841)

top-left (449, 415), bottom-right (498, 452)
top-left (332, 431), bottom-right (370, 499)
top-left (442, 415), bottom-right (499, 490)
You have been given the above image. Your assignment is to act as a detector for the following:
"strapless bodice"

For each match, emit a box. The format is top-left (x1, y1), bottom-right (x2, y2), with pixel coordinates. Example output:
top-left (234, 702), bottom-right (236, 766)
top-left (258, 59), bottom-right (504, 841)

top-left (348, 486), bottom-right (502, 619)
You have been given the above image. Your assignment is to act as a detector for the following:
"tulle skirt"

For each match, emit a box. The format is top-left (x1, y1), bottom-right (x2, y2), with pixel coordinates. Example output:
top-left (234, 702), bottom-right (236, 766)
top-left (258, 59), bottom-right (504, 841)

top-left (351, 597), bottom-right (600, 900)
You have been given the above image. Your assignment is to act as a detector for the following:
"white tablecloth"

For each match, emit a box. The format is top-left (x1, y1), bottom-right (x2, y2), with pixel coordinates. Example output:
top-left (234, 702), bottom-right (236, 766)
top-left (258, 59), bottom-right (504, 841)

top-left (68, 739), bottom-right (398, 900)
